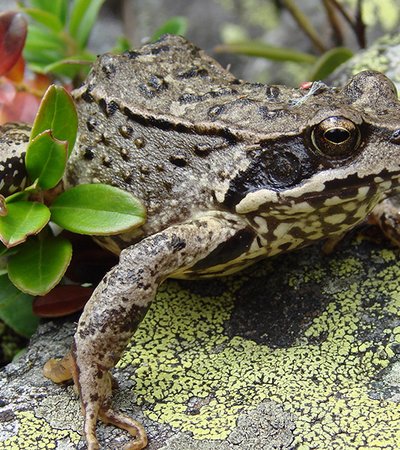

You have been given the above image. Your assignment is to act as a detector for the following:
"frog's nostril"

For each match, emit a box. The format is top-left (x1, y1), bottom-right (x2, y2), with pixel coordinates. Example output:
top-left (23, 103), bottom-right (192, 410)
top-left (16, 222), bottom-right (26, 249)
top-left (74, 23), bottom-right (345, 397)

top-left (390, 129), bottom-right (400, 144)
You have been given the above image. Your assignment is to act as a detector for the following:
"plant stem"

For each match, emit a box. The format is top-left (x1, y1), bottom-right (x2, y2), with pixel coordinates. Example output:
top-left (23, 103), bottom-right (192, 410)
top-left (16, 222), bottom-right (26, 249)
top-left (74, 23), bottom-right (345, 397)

top-left (322, 0), bottom-right (344, 46)
top-left (355, 0), bottom-right (366, 48)
top-left (329, 0), bottom-right (366, 48)
top-left (281, 0), bottom-right (326, 53)
top-left (328, 0), bottom-right (354, 27)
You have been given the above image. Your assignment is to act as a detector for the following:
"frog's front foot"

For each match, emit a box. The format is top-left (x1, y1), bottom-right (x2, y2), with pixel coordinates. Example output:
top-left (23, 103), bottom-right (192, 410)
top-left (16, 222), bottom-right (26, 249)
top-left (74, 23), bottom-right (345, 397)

top-left (83, 400), bottom-right (147, 450)
top-left (44, 352), bottom-right (147, 449)
top-left (75, 354), bottom-right (148, 450)
top-left (98, 407), bottom-right (147, 450)
top-left (370, 197), bottom-right (400, 247)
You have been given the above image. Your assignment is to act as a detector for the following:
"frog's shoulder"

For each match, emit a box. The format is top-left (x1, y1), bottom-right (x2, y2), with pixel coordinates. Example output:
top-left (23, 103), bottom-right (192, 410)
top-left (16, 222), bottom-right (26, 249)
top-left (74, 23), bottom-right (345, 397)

top-left (73, 35), bottom-right (310, 141)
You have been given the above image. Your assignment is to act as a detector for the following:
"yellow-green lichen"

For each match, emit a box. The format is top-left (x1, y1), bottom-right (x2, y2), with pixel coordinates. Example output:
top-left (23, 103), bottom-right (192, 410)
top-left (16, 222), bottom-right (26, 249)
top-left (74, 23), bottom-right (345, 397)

top-left (118, 245), bottom-right (400, 448)
top-left (0, 411), bottom-right (81, 449)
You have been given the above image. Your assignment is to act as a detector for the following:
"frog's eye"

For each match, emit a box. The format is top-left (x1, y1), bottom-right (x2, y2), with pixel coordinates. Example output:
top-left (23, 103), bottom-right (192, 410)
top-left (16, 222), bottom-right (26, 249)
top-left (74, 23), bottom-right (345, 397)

top-left (311, 116), bottom-right (361, 159)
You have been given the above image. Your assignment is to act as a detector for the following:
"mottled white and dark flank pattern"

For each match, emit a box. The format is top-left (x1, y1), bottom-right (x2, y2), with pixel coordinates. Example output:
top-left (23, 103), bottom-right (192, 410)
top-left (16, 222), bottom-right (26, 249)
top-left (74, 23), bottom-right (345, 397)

top-left (0, 123), bottom-right (30, 196)
top-left (22, 34), bottom-right (400, 449)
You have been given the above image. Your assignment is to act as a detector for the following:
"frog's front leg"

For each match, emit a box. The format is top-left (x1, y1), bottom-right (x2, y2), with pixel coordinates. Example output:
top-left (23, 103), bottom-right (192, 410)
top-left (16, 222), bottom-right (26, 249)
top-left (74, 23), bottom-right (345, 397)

top-left (370, 196), bottom-right (400, 246)
top-left (70, 214), bottom-right (247, 449)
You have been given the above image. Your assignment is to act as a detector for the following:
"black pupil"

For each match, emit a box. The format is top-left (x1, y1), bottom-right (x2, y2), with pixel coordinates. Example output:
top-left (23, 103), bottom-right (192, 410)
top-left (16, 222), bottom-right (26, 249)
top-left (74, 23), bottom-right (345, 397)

top-left (324, 128), bottom-right (350, 144)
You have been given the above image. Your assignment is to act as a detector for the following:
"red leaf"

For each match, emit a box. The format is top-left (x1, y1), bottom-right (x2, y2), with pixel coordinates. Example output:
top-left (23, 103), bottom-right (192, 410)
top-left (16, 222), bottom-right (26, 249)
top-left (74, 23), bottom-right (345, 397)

top-left (0, 90), bottom-right (41, 124)
top-left (5, 54), bottom-right (25, 82)
top-left (0, 79), bottom-right (16, 103)
top-left (33, 285), bottom-right (94, 318)
top-left (0, 12), bottom-right (28, 76)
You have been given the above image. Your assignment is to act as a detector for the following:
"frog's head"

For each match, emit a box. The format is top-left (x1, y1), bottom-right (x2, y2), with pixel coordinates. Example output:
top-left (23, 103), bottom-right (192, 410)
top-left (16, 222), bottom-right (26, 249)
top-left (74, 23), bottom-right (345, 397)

top-left (0, 123), bottom-right (30, 197)
top-left (224, 71), bottom-right (400, 247)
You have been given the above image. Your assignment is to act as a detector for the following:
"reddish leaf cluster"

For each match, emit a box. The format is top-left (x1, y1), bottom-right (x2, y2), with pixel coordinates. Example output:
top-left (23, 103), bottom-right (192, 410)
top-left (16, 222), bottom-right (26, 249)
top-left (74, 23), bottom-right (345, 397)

top-left (0, 11), bottom-right (51, 124)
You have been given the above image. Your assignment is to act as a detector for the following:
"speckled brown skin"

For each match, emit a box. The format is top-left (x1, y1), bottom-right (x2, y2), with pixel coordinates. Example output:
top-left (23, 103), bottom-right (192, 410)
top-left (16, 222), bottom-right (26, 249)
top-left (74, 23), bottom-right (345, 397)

top-left (40, 35), bottom-right (400, 449)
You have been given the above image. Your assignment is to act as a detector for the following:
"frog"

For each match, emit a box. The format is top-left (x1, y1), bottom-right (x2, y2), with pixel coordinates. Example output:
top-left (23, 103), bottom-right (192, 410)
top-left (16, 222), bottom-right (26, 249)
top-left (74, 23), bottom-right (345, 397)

top-left (2, 34), bottom-right (400, 449)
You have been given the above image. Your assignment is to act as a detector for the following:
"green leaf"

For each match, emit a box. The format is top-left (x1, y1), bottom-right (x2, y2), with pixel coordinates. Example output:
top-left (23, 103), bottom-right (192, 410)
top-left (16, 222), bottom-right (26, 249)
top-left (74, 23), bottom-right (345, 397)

top-left (69, 0), bottom-right (105, 49)
top-left (30, 85), bottom-right (78, 155)
top-left (41, 54), bottom-right (94, 78)
top-left (0, 275), bottom-right (39, 337)
top-left (0, 202), bottom-right (50, 248)
top-left (29, 0), bottom-right (69, 24)
top-left (5, 180), bottom-right (39, 205)
top-left (215, 41), bottom-right (317, 63)
top-left (25, 131), bottom-right (68, 190)
top-left (112, 36), bottom-right (131, 54)
top-left (151, 16), bottom-right (188, 42)
top-left (50, 184), bottom-right (146, 235)
top-left (8, 235), bottom-right (72, 296)
top-left (24, 24), bottom-right (66, 52)
top-left (309, 47), bottom-right (354, 81)
top-left (24, 49), bottom-right (64, 68)
top-left (4, 191), bottom-right (30, 204)
top-left (20, 8), bottom-right (63, 32)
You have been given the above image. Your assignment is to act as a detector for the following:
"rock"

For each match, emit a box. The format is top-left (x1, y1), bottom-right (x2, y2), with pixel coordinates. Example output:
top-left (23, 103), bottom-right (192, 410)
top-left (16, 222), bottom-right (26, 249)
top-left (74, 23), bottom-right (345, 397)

top-left (1, 238), bottom-right (400, 449)
top-left (328, 34), bottom-right (400, 90)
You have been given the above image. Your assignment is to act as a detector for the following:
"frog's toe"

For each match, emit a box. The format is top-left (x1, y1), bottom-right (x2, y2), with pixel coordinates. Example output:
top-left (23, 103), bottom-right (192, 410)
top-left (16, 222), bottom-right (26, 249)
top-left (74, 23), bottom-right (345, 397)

top-left (99, 407), bottom-right (148, 450)
top-left (83, 410), bottom-right (101, 450)
top-left (371, 198), bottom-right (400, 247)
top-left (43, 352), bottom-right (73, 383)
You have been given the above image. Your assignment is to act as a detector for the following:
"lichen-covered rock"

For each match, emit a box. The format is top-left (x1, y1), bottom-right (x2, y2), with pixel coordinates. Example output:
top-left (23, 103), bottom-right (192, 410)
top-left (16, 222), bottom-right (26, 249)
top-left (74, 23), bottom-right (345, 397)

top-left (1, 238), bottom-right (399, 449)
top-left (328, 34), bottom-right (400, 90)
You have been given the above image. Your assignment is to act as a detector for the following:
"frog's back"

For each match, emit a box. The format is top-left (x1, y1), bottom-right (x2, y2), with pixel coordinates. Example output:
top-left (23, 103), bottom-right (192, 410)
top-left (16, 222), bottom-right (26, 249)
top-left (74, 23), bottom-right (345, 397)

top-left (72, 34), bottom-right (309, 139)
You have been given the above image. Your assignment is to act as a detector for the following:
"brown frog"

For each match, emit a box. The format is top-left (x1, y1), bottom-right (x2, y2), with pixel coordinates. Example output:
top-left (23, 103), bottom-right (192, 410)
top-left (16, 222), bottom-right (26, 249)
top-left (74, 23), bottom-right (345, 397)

top-left (14, 34), bottom-right (400, 448)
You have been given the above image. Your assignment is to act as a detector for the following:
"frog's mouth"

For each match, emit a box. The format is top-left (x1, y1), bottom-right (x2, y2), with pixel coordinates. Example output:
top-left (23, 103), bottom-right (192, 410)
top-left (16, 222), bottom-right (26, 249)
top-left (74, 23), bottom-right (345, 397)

top-left (298, 168), bottom-right (400, 204)
top-left (236, 168), bottom-right (400, 215)
top-left (296, 169), bottom-right (400, 200)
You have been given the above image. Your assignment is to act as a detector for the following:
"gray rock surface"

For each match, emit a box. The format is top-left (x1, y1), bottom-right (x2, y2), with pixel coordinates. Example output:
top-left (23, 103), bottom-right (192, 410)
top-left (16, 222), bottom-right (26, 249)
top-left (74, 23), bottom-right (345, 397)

top-left (1, 239), bottom-right (400, 449)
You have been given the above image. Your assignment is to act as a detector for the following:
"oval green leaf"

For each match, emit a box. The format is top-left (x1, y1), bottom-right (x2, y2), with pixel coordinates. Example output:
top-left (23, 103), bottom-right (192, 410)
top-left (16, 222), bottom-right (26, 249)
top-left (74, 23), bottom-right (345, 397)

top-left (309, 47), bottom-right (354, 81)
top-left (50, 184), bottom-right (146, 235)
top-left (5, 180), bottom-right (38, 205)
top-left (4, 191), bottom-right (30, 204)
top-left (0, 201), bottom-right (50, 248)
top-left (25, 130), bottom-right (68, 190)
top-left (30, 84), bottom-right (78, 156)
top-left (7, 235), bottom-right (72, 295)
top-left (0, 274), bottom-right (39, 337)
